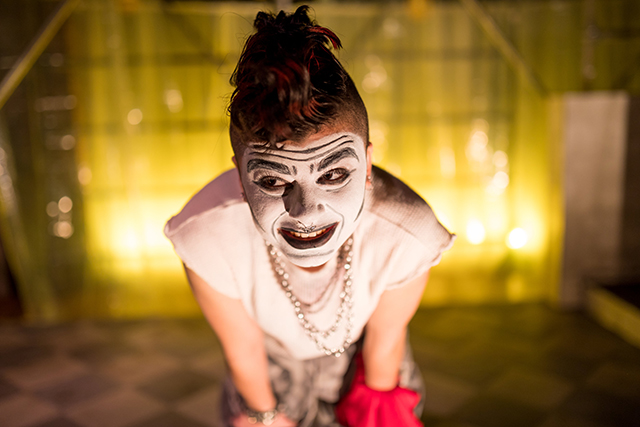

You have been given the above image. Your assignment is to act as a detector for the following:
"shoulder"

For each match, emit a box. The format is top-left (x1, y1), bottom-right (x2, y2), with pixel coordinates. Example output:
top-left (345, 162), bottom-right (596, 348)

top-left (163, 169), bottom-right (254, 299)
top-left (164, 168), bottom-right (244, 236)
top-left (366, 166), bottom-right (451, 244)
top-left (360, 166), bottom-right (455, 288)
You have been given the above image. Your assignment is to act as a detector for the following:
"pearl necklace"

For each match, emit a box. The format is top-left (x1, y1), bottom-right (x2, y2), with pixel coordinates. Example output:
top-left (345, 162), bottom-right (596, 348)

top-left (267, 237), bottom-right (354, 357)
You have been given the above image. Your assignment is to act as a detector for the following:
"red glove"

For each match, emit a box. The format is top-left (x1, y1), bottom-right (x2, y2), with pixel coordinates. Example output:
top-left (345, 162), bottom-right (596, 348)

top-left (335, 354), bottom-right (423, 427)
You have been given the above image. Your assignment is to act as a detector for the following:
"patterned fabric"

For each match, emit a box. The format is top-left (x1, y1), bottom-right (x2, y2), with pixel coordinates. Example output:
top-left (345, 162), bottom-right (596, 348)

top-left (220, 336), bottom-right (425, 427)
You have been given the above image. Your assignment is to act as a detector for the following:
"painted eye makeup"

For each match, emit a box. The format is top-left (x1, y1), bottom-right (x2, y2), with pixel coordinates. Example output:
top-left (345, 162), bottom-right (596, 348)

top-left (317, 168), bottom-right (351, 185)
top-left (254, 175), bottom-right (290, 191)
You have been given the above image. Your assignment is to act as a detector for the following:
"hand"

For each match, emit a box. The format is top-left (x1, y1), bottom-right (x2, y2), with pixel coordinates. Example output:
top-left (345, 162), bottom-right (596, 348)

top-left (335, 354), bottom-right (423, 427)
top-left (232, 412), bottom-right (297, 427)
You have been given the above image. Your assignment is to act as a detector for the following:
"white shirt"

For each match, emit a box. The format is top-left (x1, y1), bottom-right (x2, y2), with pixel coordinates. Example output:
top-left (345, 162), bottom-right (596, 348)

top-left (164, 166), bottom-right (454, 360)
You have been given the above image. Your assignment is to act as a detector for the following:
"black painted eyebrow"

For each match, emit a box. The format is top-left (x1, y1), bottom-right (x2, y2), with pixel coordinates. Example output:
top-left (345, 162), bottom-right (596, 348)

top-left (246, 159), bottom-right (291, 175)
top-left (317, 147), bottom-right (359, 172)
top-left (277, 135), bottom-right (348, 155)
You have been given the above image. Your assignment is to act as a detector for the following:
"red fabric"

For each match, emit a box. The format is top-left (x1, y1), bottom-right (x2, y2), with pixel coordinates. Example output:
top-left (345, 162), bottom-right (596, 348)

top-left (335, 354), bottom-right (423, 427)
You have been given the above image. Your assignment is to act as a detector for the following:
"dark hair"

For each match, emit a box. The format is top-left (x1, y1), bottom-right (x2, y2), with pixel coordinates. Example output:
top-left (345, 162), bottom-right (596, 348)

top-left (229, 5), bottom-right (368, 148)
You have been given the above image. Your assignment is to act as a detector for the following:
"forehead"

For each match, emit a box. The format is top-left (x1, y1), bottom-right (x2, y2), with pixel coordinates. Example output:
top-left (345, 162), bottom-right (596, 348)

top-left (243, 133), bottom-right (365, 163)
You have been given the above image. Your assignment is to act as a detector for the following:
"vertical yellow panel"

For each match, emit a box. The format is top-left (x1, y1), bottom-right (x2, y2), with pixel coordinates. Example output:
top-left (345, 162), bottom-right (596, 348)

top-left (10, 0), bottom-right (595, 318)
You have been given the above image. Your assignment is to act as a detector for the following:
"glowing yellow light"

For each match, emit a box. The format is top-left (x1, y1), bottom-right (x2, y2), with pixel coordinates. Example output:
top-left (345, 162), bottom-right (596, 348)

top-left (466, 130), bottom-right (489, 162)
top-left (362, 55), bottom-right (387, 93)
top-left (466, 219), bottom-right (486, 245)
top-left (370, 122), bottom-right (387, 146)
top-left (382, 17), bottom-right (402, 38)
top-left (144, 221), bottom-right (168, 250)
top-left (507, 228), bottom-right (528, 249)
top-left (46, 201), bottom-right (58, 217)
top-left (58, 196), bottom-right (73, 213)
top-left (54, 221), bottom-right (74, 239)
top-left (60, 135), bottom-right (76, 150)
top-left (485, 185), bottom-right (502, 197)
top-left (472, 118), bottom-right (489, 132)
top-left (493, 171), bottom-right (509, 189)
top-left (486, 171), bottom-right (510, 196)
top-left (127, 109), bottom-right (143, 125)
top-left (78, 169), bottom-right (92, 185)
top-left (439, 146), bottom-right (456, 179)
top-left (122, 231), bottom-right (140, 252)
top-left (470, 130), bottom-right (488, 146)
top-left (493, 150), bottom-right (508, 168)
top-left (164, 89), bottom-right (183, 113)
top-left (365, 54), bottom-right (382, 69)
top-left (436, 211), bottom-right (453, 231)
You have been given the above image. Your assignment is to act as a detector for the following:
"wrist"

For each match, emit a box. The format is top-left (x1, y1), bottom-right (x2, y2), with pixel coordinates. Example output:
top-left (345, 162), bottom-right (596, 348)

top-left (243, 393), bottom-right (277, 413)
top-left (364, 375), bottom-right (399, 392)
top-left (246, 407), bottom-right (277, 425)
top-left (245, 403), bottom-right (286, 426)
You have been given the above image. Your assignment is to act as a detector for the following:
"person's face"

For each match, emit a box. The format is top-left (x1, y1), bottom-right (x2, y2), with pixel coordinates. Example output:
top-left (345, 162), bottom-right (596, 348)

top-left (236, 130), bottom-right (372, 268)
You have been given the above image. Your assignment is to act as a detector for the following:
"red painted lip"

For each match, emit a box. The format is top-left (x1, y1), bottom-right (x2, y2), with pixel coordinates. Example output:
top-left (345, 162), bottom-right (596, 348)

top-left (279, 223), bottom-right (338, 249)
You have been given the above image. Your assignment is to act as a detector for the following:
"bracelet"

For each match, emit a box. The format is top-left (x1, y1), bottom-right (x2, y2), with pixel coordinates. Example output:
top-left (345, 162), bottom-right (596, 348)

top-left (246, 407), bottom-right (278, 425)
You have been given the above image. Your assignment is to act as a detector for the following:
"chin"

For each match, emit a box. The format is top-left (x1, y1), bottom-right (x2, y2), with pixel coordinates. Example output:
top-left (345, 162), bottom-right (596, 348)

top-left (283, 249), bottom-right (336, 269)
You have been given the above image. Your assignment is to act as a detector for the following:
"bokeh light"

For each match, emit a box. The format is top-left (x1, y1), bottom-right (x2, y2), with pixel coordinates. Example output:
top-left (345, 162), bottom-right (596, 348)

top-left (127, 108), bottom-right (143, 125)
top-left (507, 228), bottom-right (529, 249)
top-left (466, 219), bottom-right (486, 245)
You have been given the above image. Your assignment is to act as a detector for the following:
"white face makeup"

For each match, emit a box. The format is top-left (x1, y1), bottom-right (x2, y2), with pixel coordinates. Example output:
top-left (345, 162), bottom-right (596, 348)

top-left (238, 132), bottom-right (369, 268)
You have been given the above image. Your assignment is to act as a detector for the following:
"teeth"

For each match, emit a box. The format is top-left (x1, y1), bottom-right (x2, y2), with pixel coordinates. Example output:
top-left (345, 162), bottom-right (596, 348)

top-left (290, 227), bottom-right (328, 239)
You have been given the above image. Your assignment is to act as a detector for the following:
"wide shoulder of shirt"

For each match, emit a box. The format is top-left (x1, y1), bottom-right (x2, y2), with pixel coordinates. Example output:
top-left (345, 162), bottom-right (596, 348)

top-left (164, 166), bottom-right (455, 296)
top-left (163, 169), bottom-right (249, 299)
top-left (164, 168), bottom-right (244, 234)
top-left (359, 166), bottom-right (455, 289)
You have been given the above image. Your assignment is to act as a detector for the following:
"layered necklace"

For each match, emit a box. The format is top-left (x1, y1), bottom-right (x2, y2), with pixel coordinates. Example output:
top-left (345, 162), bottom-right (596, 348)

top-left (266, 237), bottom-right (354, 358)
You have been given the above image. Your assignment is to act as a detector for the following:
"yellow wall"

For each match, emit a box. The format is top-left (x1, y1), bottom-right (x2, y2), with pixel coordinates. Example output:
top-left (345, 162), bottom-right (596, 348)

top-left (4, 0), bottom-right (639, 319)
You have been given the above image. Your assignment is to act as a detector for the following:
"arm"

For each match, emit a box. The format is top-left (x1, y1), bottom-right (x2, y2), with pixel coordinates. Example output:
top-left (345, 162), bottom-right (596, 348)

top-left (335, 272), bottom-right (428, 426)
top-left (185, 267), bottom-right (295, 426)
top-left (363, 271), bottom-right (429, 390)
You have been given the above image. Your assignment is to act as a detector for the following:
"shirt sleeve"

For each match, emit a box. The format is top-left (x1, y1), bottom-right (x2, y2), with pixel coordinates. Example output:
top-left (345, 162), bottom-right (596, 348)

top-left (383, 210), bottom-right (455, 290)
top-left (163, 171), bottom-right (245, 300)
top-left (365, 166), bottom-right (455, 290)
top-left (164, 210), bottom-right (241, 299)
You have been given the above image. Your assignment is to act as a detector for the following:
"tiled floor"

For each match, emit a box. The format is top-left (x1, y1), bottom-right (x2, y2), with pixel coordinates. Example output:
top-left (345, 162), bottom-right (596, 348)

top-left (1, 304), bottom-right (639, 427)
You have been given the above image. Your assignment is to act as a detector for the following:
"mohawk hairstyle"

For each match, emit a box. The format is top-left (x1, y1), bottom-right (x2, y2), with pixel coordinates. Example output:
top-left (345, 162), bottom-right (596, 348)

top-left (229, 5), bottom-right (367, 147)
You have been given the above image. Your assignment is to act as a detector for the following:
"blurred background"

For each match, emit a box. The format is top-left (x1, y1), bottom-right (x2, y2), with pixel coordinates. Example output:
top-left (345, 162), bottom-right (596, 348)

top-left (2, 1), bottom-right (640, 427)
top-left (1, 0), bottom-right (639, 321)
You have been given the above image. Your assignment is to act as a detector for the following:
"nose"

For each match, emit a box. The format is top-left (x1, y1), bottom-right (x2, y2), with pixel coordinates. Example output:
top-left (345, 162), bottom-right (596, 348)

top-left (283, 182), bottom-right (323, 220)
